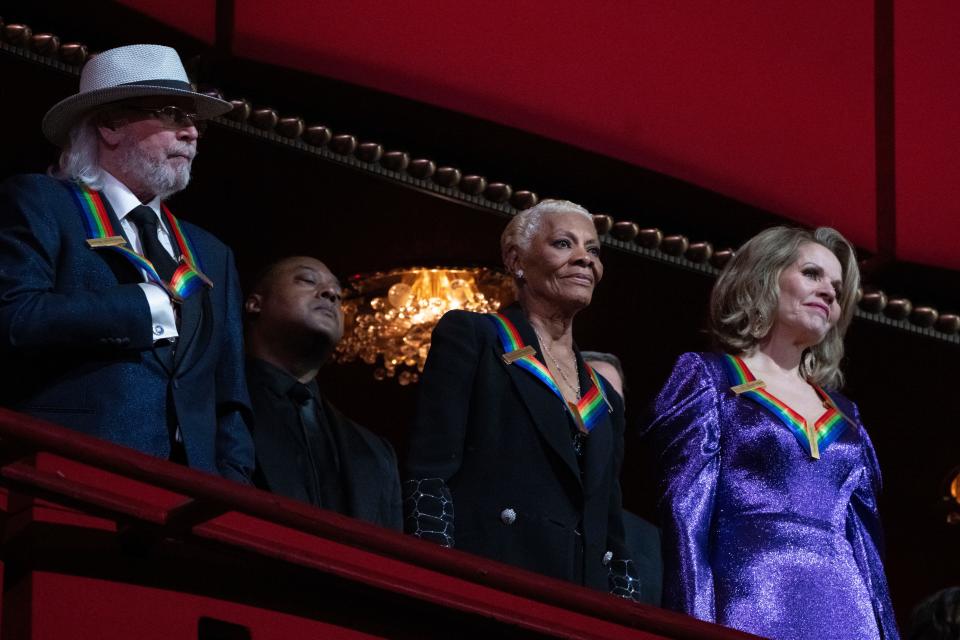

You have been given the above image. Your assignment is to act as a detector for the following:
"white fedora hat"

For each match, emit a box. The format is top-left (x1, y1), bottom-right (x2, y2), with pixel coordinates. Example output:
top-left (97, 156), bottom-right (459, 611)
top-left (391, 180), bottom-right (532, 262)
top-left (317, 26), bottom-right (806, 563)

top-left (42, 44), bottom-right (232, 147)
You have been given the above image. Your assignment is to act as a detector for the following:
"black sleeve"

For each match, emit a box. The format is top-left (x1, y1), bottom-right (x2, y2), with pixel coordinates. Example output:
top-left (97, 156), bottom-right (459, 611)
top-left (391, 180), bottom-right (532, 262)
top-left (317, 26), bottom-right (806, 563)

top-left (404, 310), bottom-right (481, 480)
top-left (212, 249), bottom-right (255, 484)
top-left (604, 390), bottom-right (643, 601)
top-left (379, 435), bottom-right (404, 532)
top-left (402, 311), bottom-right (482, 546)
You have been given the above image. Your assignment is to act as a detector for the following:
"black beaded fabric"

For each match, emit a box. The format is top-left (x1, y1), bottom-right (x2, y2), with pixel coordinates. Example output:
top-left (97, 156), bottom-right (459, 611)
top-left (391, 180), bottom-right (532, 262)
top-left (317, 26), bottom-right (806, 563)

top-left (608, 558), bottom-right (643, 602)
top-left (402, 477), bottom-right (455, 547)
top-left (571, 429), bottom-right (587, 457)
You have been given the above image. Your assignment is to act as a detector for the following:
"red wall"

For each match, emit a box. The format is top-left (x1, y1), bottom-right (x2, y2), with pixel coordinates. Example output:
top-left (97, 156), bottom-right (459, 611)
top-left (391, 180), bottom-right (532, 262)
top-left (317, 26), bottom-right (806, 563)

top-left (118, 0), bottom-right (216, 43)
top-left (115, 0), bottom-right (960, 270)
top-left (231, 0), bottom-right (878, 250)
top-left (894, 1), bottom-right (960, 267)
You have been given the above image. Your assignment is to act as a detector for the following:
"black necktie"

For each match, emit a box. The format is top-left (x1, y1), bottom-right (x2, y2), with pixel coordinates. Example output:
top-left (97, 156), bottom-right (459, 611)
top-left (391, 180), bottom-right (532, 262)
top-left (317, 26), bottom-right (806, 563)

top-left (127, 205), bottom-right (178, 367)
top-left (288, 382), bottom-right (343, 511)
top-left (127, 205), bottom-right (179, 282)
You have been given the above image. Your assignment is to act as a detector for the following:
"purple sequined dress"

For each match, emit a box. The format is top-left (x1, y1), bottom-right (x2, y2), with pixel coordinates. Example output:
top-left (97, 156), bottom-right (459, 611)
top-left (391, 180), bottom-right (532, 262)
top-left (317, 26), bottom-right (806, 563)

top-left (642, 353), bottom-right (899, 640)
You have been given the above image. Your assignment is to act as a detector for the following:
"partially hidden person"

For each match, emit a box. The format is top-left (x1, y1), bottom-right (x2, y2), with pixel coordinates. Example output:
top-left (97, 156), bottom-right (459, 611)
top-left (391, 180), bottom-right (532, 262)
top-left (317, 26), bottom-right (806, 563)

top-left (244, 256), bottom-right (402, 529)
top-left (582, 350), bottom-right (664, 607)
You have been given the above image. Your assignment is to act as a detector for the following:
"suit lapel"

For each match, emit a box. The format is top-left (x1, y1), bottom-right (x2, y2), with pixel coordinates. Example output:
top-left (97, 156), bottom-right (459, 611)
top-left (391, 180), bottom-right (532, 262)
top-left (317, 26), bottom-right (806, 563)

top-left (164, 215), bottom-right (210, 372)
top-left (84, 193), bottom-right (143, 285)
top-left (498, 306), bottom-right (582, 486)
top-left (173, 287), bottom-right (206, 370)
top-left (577, 351), bottom-right (613, 497)
top-left (320, 398), bottom-right (375, 522)
top-left (100, 195), bottom-right (129, 244)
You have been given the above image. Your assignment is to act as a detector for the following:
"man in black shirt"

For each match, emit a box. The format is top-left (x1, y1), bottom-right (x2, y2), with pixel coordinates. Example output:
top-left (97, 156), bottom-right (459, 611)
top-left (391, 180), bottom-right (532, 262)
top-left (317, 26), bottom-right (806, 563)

top-left (244, 256), bottom-right (401, 529)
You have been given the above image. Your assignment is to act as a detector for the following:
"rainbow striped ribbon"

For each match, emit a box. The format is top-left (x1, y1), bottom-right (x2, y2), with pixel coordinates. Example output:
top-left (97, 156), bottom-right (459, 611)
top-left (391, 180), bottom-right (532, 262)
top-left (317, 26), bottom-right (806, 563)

top-left (67, 182), bottom-right (211, 302)
top-left (489, 313), bottom-right (610, 433)
top-left (723, 353), bottom-right (848, 459)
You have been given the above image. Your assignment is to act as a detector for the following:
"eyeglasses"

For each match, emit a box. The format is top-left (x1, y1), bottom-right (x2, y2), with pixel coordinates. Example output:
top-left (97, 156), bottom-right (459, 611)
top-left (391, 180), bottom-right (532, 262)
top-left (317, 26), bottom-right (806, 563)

top-left (121, 105), bottom-right (208, 135)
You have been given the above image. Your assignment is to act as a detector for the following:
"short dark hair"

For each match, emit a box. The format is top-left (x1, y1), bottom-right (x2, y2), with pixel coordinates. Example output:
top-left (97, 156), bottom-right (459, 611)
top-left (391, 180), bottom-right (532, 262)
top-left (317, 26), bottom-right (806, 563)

top-left (247, 260), bottom-right (287, 298)
top-left (908, 587), bottom-right (960, 640)
top-left (581, 351), bottom-right (626, 393)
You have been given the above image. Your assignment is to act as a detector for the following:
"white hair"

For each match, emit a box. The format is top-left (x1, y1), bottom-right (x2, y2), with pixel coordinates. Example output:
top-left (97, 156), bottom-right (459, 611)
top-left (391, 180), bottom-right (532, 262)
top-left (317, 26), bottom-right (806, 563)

top-left (49, 109), bottom-right (193, 199)
top-left (500, 199), bottom-right (593, 265)
top-left (50, 114), bottom-right (106, 189)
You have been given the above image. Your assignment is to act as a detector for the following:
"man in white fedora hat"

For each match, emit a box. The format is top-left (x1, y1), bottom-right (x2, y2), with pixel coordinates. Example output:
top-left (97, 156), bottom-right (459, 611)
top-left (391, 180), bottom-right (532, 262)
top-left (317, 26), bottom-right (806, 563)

top-left (0, 44), bottom-right (254, 483)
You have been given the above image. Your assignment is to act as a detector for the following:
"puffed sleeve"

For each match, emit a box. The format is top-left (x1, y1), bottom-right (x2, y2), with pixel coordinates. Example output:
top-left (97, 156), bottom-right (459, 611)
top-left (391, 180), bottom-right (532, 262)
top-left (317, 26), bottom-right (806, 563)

top-left (845, 404), bottom-right (900, 640)
top-left (640, 352), bottom-right (721, 621)
top-left (403, 310), bottom-right (481, 547)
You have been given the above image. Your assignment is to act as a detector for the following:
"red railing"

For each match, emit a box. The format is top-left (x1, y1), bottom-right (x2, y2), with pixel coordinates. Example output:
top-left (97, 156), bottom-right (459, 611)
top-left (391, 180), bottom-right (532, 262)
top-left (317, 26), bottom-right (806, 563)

top-left (0, 407), bottom-right (757, 640)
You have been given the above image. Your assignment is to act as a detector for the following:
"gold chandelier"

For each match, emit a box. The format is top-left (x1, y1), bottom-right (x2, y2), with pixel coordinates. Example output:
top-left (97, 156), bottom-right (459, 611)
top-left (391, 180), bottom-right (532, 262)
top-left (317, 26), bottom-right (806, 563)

top-left (335, 267), bottom-right (516, 384)
top-left (946, 466), bottom-right (960, 525)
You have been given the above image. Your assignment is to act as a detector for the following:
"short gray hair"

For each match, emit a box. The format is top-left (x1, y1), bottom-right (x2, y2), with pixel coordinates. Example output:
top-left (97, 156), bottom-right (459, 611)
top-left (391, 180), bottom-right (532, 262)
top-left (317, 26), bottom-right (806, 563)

top-left (710, 226), bottom-right (860, 390)
top-left (500, 199), bottom-right (592, 265)
top-left (581, 350), bottom-right (626, 393)
top-left (50, 114), bottom-right (106, 189)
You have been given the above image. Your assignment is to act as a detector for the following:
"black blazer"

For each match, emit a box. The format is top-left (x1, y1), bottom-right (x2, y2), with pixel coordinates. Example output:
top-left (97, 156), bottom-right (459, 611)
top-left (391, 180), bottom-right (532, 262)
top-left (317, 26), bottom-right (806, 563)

top-left (405, 305), bottom-right (630, 591)
top-left (622, 509), bottom-right (663, 606)
top-left (246, 361), bottom-right (402, 530)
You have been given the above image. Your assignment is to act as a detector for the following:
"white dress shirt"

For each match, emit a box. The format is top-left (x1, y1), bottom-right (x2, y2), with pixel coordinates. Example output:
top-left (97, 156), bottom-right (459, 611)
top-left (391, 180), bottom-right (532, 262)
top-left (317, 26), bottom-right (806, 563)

top-left (99, 172), bottom-right (179, 341)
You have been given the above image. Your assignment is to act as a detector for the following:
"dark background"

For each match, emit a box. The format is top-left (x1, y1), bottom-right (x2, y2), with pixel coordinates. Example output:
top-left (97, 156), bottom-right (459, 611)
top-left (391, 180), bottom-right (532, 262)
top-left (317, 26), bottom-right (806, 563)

top-left (1, 2), bottom-right (958, 628)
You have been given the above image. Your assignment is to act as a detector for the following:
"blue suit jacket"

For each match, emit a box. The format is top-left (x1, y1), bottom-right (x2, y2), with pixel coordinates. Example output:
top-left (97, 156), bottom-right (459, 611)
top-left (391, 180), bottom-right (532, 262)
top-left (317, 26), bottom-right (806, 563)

top-left (0, 174), bottom-right (254, 483)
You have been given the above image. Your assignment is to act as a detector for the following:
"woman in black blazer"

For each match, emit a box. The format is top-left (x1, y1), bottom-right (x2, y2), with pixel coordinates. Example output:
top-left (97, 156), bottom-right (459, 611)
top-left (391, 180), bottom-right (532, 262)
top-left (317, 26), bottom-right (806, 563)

top-left (404, 199), bottom-right (640, 599)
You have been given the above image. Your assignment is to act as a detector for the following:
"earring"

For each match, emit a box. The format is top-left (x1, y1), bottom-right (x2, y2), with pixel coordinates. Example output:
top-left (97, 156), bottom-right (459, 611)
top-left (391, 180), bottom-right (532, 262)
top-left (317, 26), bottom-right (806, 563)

top-left (516, 269), bottom-right (524, 280)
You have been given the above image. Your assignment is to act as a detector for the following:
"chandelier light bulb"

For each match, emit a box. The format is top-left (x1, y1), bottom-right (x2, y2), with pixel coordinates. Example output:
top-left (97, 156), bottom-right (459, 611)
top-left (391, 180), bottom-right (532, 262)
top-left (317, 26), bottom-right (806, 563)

top-left (335, 267), bottom-right (515, 384)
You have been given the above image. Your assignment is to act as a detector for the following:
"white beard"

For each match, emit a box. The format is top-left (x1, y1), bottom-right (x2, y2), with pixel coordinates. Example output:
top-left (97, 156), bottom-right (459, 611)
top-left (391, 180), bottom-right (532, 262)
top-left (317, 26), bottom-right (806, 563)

top-left (116, 136), bottom-right (193, 200)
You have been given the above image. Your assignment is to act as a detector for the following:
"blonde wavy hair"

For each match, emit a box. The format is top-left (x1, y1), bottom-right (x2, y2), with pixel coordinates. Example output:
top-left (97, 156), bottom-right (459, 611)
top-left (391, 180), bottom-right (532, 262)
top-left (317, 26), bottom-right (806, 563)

top-left (710, 226), bottom-right (860, 390)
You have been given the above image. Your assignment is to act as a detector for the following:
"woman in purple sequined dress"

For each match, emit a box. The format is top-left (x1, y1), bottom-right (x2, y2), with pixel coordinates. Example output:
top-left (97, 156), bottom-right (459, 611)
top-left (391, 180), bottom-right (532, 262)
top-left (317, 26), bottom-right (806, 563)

top-left (642, 227), bottom-right (899, 640)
